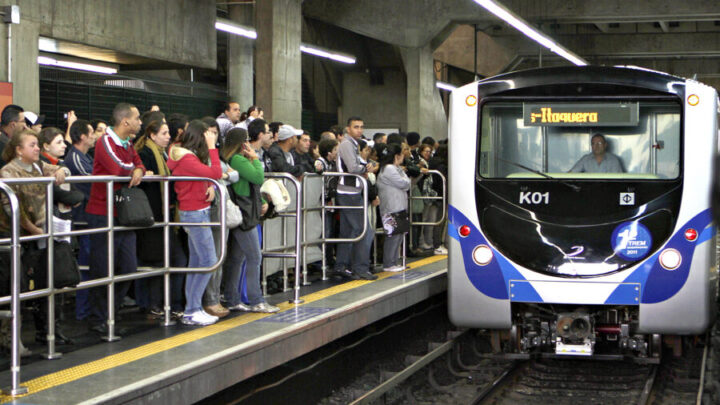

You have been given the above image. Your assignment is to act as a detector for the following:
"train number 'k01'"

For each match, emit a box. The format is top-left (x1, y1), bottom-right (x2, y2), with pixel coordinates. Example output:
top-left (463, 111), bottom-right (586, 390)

top-left (519, 191), bottom-right (549, 204)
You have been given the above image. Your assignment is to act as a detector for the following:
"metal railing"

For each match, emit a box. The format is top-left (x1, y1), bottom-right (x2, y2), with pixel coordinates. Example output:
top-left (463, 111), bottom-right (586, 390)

top-left (0, 169), bottom-right (444, 396)
top-left (0, 174), bottom-right (226, 396)
top-left (301, 173), bottom-right (368, 281)
top-left (407, 170), bottom-right (447, 266)
top-left (258, 173), bottom-right (303, 304)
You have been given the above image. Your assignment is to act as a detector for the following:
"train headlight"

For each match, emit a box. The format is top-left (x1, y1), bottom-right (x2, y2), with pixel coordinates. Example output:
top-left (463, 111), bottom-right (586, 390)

top-left (472, 245), bottom-right (493, 266)
top-left (459, 225), bottom-right (471, 237)
top-left (687, 94), bottom-right (700, 106)
top-left (659, 248), bottom-right (682, 270)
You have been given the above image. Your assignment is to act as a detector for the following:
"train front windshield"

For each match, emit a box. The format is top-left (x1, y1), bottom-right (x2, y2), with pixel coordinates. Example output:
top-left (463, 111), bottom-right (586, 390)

top-left (476, 100), bottom-right (683, 277)
top-left (479, 101), bottom-right (681, 180)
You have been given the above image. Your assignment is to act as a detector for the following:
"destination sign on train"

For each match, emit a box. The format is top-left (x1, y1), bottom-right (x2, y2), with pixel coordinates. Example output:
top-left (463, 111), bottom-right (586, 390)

top-left (523, 102), bottom-right (639, 127)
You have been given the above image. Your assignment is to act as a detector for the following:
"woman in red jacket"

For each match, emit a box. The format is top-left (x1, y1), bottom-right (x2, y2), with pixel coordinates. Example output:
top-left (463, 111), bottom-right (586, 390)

top-left (167, 120), bottom-right (222, 326)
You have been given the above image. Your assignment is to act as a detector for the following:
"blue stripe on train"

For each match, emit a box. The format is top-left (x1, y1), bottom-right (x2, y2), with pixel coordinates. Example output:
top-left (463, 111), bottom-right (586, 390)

top-left (448, 205), bottom-right (535, 300)
top-left (612, 209), bottom-right (713, 304)
top-left (450, 205), bottom-right (714, 305)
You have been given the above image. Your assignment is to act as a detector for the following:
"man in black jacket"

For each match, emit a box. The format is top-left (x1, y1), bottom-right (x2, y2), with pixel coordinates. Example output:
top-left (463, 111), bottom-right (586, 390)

top-left (291, 132), bottom-right (315, 174)
top-left (266, 124), bottom-right (308, 178)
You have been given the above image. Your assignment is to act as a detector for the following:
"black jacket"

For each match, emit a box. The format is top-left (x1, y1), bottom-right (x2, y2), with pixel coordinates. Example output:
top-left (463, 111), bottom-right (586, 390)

top-left (135, 146), bottom-right (176, 264)
top-left (266, 143), bottom-right (305, 177)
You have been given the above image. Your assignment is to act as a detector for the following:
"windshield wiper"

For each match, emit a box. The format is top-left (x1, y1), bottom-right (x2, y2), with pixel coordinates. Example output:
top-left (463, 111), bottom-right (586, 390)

top-left (497, 157), bottom-right (581, 192)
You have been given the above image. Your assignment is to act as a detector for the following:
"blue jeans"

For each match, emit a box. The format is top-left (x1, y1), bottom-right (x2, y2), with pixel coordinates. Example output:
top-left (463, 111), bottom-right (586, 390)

top-left (180, 209), bottom-right (216, 315)
top-left (223, 226), bottom-right (264, 306)
top-left (335, 193), bottom-right (371, 274)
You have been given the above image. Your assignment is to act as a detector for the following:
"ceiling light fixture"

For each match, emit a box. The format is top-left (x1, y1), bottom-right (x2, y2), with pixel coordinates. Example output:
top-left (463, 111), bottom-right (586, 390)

top-left (473, 0), bottom-right (588, 66)
top-left (436, 81), bottom-right (457, 91)
top-left (216, 18), bottom-right (356, 64)
top-left (215, 19), bottom-right (257, 39)
top-left (37, 55), bottom-right (118, 74)
top-left (299, 45), bottom-right (356, 64)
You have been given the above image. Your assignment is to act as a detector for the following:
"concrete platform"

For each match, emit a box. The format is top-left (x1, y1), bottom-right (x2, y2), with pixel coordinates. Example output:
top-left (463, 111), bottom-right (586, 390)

top-left (0, 256), bottom-right (447, 404)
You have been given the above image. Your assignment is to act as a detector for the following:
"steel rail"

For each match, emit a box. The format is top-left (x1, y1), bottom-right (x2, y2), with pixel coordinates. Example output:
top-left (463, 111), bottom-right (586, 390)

top-left (349, 330), bottom-right (467, 405)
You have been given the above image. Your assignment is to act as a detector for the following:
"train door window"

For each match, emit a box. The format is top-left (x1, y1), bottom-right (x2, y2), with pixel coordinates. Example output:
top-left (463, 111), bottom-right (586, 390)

top-left (479, 101), bottom-right (681, 180)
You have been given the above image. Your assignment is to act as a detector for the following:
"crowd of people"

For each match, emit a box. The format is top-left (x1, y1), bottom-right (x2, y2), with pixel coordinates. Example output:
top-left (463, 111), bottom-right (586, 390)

top-left (0, 100), bottom-right (448, 354)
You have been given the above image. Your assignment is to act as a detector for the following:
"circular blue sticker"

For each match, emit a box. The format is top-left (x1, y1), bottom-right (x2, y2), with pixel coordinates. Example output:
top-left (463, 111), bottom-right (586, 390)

top-left (611, 222), bottom-right (652, 260)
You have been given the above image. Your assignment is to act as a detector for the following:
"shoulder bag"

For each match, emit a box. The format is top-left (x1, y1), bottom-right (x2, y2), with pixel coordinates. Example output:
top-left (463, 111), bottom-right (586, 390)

top-left (115, 186), bottom-right (155, 227)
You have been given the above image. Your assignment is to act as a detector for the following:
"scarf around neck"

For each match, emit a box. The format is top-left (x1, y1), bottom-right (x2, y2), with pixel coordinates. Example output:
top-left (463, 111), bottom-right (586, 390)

top-left (145, 138), bottom-right (169, 176)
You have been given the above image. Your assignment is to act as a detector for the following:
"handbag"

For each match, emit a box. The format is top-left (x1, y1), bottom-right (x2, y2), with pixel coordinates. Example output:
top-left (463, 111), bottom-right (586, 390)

top-left (225, 192), bottom-right (243, 229)
top-left (260, 179), bottom-right (291, 212)
top-left (114, 186), bottom-right (155, 227)
top-left (229, 183), bottom-right (261, 231)
top-left (382, 209), bottom-right (410, 236)
top-left (31, 241), bottom-right (80, 289)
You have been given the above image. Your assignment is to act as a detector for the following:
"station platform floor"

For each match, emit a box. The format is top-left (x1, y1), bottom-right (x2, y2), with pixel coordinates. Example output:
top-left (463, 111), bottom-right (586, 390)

top-left (0, 255), bottom-right (447, 404)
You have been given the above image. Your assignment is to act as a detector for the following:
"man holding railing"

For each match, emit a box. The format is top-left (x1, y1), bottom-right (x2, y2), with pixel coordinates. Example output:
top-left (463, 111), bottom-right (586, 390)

top-left (84, 103), bottom-right (145, 335)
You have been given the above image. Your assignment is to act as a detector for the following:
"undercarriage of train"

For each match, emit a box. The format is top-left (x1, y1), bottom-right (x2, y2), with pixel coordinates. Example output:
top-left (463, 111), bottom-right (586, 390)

top-left (492, 304), bottom-right (663, 361)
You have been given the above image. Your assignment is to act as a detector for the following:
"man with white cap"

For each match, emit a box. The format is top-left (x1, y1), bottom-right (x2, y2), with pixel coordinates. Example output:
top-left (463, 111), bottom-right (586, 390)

top-left (266, 124), bottom-right (308, 178)
top-left (24, 111), bottom-right (44, 132)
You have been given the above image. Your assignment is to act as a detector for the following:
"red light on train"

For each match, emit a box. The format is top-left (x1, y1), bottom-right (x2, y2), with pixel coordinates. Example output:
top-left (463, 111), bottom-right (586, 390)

top-left (459, 225), bottom-right (471, 237)
top-left (684, 228), bottom-right (698, 242)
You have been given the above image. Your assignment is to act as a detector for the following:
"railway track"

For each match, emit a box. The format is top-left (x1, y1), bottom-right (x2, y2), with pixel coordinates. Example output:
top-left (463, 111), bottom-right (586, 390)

top-left (345, 332), bottom-right (709, 405)
top-left (473, 340), bottom-right (708, 405)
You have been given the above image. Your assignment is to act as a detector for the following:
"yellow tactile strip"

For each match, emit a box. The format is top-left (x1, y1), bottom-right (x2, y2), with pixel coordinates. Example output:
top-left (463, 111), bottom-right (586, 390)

top-left (0, 255), bottom-right (446, 402)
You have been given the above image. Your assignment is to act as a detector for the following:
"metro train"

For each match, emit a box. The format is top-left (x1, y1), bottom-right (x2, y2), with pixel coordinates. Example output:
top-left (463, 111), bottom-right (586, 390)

top-left (447, 66), bottom-right (718, 358)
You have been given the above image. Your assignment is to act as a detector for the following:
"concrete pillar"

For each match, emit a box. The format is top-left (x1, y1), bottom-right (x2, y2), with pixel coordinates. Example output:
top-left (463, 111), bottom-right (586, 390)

top-left (400, 45), bottom-right (448, 139)
top-left (255, 0), bottom-right (302, 127)
top-left (0, 17), bottom-right (39, 112)
top-left (227, 4), bottom-right (254, 109)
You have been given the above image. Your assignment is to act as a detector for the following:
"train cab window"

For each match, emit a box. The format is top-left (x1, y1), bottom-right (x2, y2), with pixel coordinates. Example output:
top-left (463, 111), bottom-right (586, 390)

top-left (479, 101), bottom-right (681, 180)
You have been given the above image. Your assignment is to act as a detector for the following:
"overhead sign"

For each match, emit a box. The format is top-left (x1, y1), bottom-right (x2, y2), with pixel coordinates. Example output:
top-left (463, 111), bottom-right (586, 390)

top-left (523, 102), bottom-right (639, 127)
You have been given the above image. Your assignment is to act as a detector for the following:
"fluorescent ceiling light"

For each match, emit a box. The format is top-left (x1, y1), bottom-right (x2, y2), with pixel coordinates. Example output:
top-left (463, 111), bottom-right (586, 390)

top-left (215, 19), bottom-right (355, 64)
top-left (215, 19), bottom-right (257, 39)
top-left (473, 0), bottom-right (587, 66)
top-left (37, 55), bottom-right (117, 74)
top-left (436, 81), bottom-right (457, 91)
top-left (299, 44), bottom-right (356, 64)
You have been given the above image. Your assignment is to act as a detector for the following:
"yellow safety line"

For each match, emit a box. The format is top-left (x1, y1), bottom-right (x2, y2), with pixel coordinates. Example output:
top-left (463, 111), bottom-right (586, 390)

top-left (0, 255), bottom-right (447, 402)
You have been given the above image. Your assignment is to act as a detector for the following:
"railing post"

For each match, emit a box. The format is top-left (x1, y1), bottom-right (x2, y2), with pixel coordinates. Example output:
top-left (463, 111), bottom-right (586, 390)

top-left (320, 175), bottom-right (328, 281)
top-left (44, 182), bottom-right (61, 359)
top-left (261, 221), bottom-right (268, 297)
top-left (160, 178), bottom-right (175, 327)
top-left (301, 176), bottom-right (309, 286)
top-left (0, 183), bottom-right (28, 396)
top-left (102, 180), bottom-right (120, 342)
top-left (291, 175), bottom-right (304, 304)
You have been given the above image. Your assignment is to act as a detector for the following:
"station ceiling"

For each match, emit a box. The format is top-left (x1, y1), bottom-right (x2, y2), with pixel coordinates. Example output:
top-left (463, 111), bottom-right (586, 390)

top-left (303, 0), bottom-right (720, 86)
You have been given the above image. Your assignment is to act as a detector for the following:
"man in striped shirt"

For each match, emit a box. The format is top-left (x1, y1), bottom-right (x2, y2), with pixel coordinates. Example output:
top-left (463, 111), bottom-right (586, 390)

top-left (85, 103), bottom-right (145, 335)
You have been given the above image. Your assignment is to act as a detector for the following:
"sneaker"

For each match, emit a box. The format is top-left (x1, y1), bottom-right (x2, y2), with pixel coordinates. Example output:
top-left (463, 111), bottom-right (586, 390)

top-left (418, 242), bottom-right (433, 250)
top-left (434, 246), bottom-right (448, 255)
top-left (250, 302), bottom-right (280, 313)
top-left (204, 304), bottom-right (230, 318)
top-left (181, 311), bottom-right (218, 326)
top-left (383, 265), bottom-right (405, 272)
top-left (228, 302), bottom-right (253, 312)
top-left (332, 269), bottom-right (360, 281)
top-left (171, 311), bottom-right (184, 320)
top-left (147, 307), bottom-right (164, 319)
top-left (356, 271), bottom-right (378, 280)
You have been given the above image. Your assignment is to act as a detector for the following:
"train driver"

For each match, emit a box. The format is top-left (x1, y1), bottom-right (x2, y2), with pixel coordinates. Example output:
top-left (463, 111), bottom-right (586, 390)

top-left (569, 133), bottom-right (624, 173)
